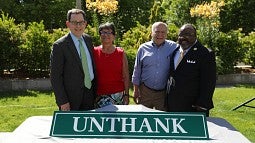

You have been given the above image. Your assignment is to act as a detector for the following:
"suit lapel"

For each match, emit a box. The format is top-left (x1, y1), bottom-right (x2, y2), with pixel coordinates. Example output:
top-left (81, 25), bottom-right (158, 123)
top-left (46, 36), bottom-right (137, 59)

top-left (170, 46), bottom-right (180, 73)
top-left (177, 42), bottom-right (200, 69)
top-left (66, 34), bottom-right (83, 71)
top-left (177, 41), bottom-right (200, 69)
top-left (183, 41), bottom-right (200, 60)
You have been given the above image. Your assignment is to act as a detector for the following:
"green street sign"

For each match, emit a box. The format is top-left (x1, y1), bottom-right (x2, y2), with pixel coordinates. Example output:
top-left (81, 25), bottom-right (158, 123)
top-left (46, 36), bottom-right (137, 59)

top-left (50, 111), bottom-right (209, 140)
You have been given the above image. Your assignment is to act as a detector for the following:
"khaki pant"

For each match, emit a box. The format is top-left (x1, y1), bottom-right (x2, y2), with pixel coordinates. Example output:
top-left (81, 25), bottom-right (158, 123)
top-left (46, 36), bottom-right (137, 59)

top-left (139, 84), bottom-right (166, 111)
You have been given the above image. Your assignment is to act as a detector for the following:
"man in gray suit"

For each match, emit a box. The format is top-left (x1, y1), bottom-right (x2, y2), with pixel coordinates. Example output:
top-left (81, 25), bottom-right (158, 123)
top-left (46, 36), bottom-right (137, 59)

top-left (50, 9), bottom-right (96, 111)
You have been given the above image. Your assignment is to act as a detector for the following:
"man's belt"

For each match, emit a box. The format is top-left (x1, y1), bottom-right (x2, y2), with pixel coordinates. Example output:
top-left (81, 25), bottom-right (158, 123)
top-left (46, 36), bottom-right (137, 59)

top-left (142, 83), bottom-right (165, 92)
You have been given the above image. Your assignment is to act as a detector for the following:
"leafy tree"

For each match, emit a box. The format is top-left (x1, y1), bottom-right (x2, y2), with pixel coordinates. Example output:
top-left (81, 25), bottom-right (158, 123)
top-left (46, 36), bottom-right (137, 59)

top-left (190, 1), bottom-right (225, 50)
top-left (162, 0), bottom-right (210, 27)
top-left (19, 21), bottom-right (53, 75)
top-left (214, 30), bottom-right (245, 74)
top-left (120, 22), bottom-right (150, 50)
top-left (114, 0), bottom-right (154, 38)
top-left (0, 13), bottom-right (25, 72)
top-left (51, 28), bottom-right (69, 42)
top-left (84, 0), bottom-right (154, 39)
top-left (220, 0), bottom-right (255, 34)
top-left (167, 23), bottom-right (179, 42)
top-left (86, 0), bottom-right (118, 15)
top-left (85, 25), bottom-right (101, 46)
top-left (85, 0), bottom-right (119, 41)
top-left (0, 0), bottom-right (20, 17)
top-left (149, 0), bottom-right (165, 23)
top-left (242, 32), bottom-right (255, 67)
top-left (0, 0), bottom-right (76, 29)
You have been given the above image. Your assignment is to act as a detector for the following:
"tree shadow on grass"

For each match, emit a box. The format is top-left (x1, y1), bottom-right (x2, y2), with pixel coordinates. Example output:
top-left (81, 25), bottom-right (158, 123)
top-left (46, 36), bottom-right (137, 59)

top-left (235, 84), bottom-right (255, 89)
top-left (0, 90), bottom-right (52, 99)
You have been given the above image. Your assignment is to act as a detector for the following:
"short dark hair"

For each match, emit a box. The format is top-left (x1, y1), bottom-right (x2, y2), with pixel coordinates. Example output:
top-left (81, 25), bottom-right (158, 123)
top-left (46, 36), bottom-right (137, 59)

top-left (182, 23), bottom-right (197, 35)
top-left (98, 22), bottom-right (116, 35)
top-left (67, 9), bottom-right (86, 21)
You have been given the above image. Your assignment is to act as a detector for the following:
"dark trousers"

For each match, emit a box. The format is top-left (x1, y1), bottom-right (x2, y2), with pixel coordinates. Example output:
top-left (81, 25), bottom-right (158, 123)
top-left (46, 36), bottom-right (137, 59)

top-left (167, 94), bottom-right (209, 117)
top-left (70, 87), bottom-right (95, 111)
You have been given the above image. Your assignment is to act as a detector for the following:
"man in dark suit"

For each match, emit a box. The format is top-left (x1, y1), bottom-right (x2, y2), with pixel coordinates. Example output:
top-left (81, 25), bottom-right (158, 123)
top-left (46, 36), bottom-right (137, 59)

top-left (166, 24), bottom-right (216, 116)
top-left (50, 9), bottom-right (96, 111)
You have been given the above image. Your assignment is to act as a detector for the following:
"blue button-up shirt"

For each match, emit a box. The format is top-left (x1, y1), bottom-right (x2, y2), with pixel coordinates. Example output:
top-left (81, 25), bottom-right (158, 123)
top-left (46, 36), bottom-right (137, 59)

top-left (132, 40), bottom-right (177, 90)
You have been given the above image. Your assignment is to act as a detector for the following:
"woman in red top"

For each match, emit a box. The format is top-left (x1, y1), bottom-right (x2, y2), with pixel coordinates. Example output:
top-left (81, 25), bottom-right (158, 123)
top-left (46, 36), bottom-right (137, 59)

top-left (93, 22), bottom-right (130, 108)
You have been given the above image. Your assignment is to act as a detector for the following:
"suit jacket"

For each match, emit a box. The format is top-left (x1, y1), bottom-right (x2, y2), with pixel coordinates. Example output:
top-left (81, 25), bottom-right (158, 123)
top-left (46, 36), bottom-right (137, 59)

top-left (50, 33), bottom-right (97, 108)
top-left (167, 41), bottom-right (216, 110)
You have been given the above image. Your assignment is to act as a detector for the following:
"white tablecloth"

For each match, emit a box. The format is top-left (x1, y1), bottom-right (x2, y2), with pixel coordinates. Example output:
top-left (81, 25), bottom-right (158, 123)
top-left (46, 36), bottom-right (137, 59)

top-left (0, 105), bottom-right (251, 143)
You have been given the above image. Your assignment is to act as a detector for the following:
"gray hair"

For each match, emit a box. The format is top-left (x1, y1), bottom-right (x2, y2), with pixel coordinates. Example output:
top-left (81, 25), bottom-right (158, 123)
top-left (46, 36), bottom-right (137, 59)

top-left (151, 22), bottom-right (168, 33)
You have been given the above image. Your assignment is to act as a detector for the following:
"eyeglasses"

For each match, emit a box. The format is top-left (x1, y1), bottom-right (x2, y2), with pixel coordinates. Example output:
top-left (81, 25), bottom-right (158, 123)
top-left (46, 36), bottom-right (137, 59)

top-left (100, 31), bottom-right (113, 35)
top-left (70, 21), bottom-right (86, 26)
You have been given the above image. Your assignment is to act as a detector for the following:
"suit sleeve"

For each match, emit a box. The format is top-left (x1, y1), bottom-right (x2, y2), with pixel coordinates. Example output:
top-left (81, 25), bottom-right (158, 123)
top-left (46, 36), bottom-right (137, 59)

top-left (196, 50), bottom-right (216, 109)
top-left (50, 42), bottom-right (69, 106)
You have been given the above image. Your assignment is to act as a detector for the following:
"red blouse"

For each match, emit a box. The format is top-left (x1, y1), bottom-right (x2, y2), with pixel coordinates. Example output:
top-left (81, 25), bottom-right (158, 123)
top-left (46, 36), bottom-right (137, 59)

top-left (93, 46), bottom-right (125, 95)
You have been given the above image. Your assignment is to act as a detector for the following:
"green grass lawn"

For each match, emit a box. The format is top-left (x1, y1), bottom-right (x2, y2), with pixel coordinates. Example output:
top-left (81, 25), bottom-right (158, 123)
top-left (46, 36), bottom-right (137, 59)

top-left (211, 85), bottom-right (255, 142)
top-left (0, 85), bottom-right (255, 142)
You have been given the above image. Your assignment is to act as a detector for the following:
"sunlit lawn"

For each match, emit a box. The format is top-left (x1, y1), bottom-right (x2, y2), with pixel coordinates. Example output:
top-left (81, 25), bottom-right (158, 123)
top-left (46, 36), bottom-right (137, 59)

top-left (0, 91), bottom-right (57, 131)
top-left (0, 85), bottom-right (254, 142)
top-left (211, 84), bottom-right (255, 142)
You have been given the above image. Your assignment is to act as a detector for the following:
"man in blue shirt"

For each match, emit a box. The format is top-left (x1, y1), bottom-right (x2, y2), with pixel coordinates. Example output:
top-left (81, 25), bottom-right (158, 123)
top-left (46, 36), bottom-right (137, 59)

top-left (132, 22), bottom-right (177, 111)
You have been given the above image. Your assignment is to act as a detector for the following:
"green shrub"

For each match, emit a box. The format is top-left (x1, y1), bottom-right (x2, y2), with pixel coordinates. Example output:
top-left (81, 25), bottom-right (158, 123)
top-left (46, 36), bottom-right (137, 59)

top-left (51, 28), bottom-right (69, 42)
top-left (120, 22), bottom-right (151, 50)
top-left (214, 30), bottom-right (245, 74)
top-left (1, 14), bottom-right (254, 78)
top-left (85, 25), bottom-right (101, 46)
top-left (125, 49), bottom-right (137, 81)
top-left (242, 32), bottom-right (255, 67)
top-left (19, 21), bottom-right (53, 76)
top-left (167, 23), bottom-right (179, 42)
top-left (120, 22), bottom-right (179, 51)
top-left (0, 13), bottom-right (25, 71)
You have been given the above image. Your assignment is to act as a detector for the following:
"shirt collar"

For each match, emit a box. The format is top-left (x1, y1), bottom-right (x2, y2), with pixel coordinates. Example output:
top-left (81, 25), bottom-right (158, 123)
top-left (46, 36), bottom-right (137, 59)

top-left (70, 32), bottom-right (83, 42)
top-left (180, 40), bottom-right (197, 52)
top-left (151, 40), bottom-right (166, 47)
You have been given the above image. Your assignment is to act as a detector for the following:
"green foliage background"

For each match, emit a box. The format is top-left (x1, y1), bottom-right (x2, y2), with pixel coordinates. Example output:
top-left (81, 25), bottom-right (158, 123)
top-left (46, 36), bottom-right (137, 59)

top-left (0, 0), bottom-right (255, 77)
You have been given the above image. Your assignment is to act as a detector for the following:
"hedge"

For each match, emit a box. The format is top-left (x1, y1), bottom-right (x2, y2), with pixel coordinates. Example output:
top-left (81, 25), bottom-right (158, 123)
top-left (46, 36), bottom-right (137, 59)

top-left (1, 14), bottom-right (254, 79)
